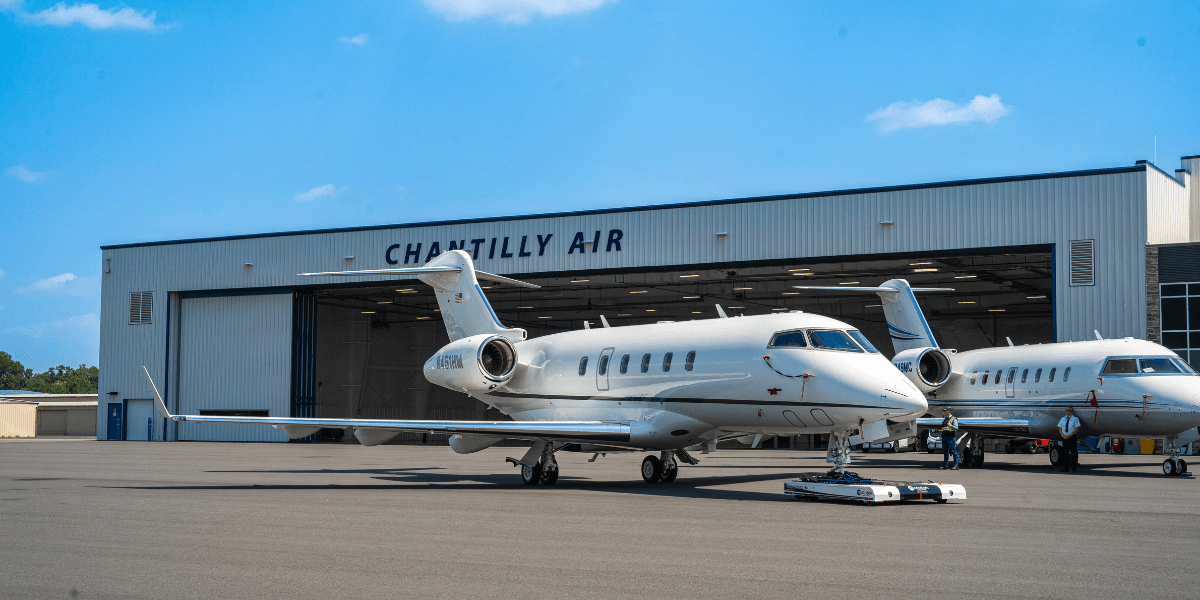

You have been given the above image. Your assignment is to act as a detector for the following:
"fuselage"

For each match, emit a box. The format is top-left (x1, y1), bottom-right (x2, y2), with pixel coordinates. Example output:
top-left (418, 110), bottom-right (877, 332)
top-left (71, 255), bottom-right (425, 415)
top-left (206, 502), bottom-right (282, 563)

top-left (473, 312), bottom-right (928, 450)
top-left (931, 339), bottom-right (1200, 439)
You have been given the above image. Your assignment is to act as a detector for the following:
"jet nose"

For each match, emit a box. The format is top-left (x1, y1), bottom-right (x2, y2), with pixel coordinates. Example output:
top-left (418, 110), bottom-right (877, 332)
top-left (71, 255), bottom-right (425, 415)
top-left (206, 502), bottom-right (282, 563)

top-left (879, 369), bottom-right (928, 418)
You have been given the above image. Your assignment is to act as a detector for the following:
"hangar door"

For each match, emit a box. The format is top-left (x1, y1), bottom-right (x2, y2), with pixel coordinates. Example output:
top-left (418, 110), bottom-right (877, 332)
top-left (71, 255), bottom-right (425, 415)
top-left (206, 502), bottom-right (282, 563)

top-left (176, 291), bottom-right (292, 442)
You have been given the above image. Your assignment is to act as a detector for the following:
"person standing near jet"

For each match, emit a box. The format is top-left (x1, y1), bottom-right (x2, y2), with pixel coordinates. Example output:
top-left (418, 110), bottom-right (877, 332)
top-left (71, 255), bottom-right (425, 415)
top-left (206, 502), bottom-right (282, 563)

top-left (940, 406), bottom-right (960, 470)
top-left (1058, 407), bottom-right (1082, 473)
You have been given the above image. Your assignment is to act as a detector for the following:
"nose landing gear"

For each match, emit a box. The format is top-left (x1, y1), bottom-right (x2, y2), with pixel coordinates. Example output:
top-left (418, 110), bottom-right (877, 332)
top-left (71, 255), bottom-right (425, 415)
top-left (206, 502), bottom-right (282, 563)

top-left (1162, 436), bottom-right (1192, 476)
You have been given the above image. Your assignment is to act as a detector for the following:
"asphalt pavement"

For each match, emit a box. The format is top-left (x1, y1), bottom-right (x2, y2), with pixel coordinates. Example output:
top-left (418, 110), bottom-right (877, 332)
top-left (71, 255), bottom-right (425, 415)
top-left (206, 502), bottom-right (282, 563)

top-left (1, 439), bottom-right (1197, 599)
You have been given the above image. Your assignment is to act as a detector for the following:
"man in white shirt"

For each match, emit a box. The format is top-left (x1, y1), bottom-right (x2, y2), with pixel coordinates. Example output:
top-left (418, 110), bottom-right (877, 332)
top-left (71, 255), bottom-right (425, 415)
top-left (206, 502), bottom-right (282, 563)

top-left (1057, 406), bottom-right (1082, 472)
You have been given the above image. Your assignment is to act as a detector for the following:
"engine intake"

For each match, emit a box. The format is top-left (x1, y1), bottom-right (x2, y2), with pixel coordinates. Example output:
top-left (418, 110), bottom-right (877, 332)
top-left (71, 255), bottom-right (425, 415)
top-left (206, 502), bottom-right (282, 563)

top-left (891, 347), bottom-right (952, 393)
top-left (424, 334), bottom-right (519, 393)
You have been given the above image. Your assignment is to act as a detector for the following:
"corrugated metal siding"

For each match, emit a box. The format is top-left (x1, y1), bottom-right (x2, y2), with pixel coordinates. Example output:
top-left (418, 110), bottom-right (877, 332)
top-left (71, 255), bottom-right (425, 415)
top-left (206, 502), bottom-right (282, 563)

top-left (1183, 158), bottom-right (1200, 242)
top-left (1159, 244), bottom-right (1200, 283)
top-left (1146, 166), bottom-right (1189, 244)
top-left (175, 293), bottom-right (291, 441)
top-left (100, 166), bottom-right (1168, 436)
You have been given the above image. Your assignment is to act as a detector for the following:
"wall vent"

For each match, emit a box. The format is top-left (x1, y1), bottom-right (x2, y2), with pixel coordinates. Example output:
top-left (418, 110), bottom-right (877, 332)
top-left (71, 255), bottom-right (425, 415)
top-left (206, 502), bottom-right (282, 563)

top-left (1069, 240), bottom-right (1095, 286)
top-left (129, 291), bottom-right (153, 324)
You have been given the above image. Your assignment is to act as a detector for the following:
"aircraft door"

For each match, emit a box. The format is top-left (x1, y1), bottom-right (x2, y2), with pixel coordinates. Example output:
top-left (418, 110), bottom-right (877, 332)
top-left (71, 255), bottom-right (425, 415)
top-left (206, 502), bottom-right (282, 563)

top-left (1005, 367), bottom-right (1017, 398)
top-left (596, 347), bottom-right (615, 391)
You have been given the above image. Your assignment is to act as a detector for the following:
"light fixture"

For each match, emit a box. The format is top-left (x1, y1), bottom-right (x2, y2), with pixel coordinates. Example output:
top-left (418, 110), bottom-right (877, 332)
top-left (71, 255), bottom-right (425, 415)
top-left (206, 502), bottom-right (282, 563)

top-left (793, 272), bottom-right (813, 276)
top-left (629, 290), bottom-right (648, 294)
top-left (733, 287), bottom-right (752, 290)
top-left (772, 307), bottom-right (787, 311)
top-left (910, 261), bottom-right (932, 265)
top-left (361, 311), bottom-right (375, 314)
top-left (434, 309), bottom-right (440, 312)
top-left (715, 231), bottom-right (729, 237)
top-left (343, 255), bottom-right (354, 260)
top-left (517, 306), bottom-right (534, 309)
top-left (571, 279), bottom-right (589, 283)
top-left (682, 296), bottom-right (701, 299)
top-left (1027, 295), bottom-right (1047, 299)
top-left (839, 281), bottom-right (860, 285)
top-left (617, 313), bottom-right (631, 317)
top-left (879, 220), bottom-right (894, 226)
top-left (782, 292), bottom-right (800, 296)
top-left (680, 274), bottom-right (700, 278)
top-left (788, 268), bottom-right (810, 272)
top-left (481, 286), bottom-right (493, 289)
top-left (646, 309), bottom-right (656, 312)
top-left (866, 304), bottom-right (881, 307)
top-left (958, 301), bottom-right (976, 304)
top-left (913, 268), bottom-right (938, 273)
top-left (988, 309), bottom-right (1006, 312)
top-left (728, 305), bottom-right (744, 309)
top-left (954, 275), bottom-right (977, 279)
top-left (378, 301), bottom-right (392, 304)
top-left (416, 316), bottom-right (430, 320)
top-left (538, 316), bottom-right (553, 319)
top-left (691, 311), bottom-right (703, 314)
top-left (396, 289), bottom-right (417, 293)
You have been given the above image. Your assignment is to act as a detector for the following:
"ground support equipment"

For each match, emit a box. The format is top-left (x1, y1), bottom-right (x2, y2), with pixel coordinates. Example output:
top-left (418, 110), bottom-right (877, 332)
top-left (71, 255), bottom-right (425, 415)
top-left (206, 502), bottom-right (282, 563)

top-left (784, 471), bottom-right (967, 504)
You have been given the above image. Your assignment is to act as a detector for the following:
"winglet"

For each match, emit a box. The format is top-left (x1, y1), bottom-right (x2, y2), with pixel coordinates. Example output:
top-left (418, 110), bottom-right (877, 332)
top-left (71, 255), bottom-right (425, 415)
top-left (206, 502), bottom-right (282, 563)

top-left (600, 315), bottom-right (610, 328)
top-left (715, 304), bottom-right (728, 318)
top-left (141, 366), bottom-right (178, 421)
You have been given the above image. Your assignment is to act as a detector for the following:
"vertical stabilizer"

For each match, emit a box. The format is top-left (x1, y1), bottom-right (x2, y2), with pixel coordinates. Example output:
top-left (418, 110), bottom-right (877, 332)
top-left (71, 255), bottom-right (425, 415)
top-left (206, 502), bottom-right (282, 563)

top-left (876, 279), bottom-right (940, 352)
top-left (418, 250), bottom-right (527, 343)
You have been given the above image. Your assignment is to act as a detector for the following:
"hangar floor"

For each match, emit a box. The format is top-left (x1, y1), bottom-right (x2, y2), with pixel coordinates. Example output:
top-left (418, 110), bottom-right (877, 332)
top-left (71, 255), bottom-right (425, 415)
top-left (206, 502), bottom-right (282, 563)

top-left (304, 247), bottom-right (1053, 439)
top-left (2, 440), bottom-right (1196, 599)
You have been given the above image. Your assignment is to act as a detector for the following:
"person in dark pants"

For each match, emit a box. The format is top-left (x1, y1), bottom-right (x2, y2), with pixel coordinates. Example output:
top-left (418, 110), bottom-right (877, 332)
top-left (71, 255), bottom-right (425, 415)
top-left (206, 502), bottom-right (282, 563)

top-left (1058, 406), bottom-right (1081, 472)
top-left (939, 407), bottom-right (959, 470)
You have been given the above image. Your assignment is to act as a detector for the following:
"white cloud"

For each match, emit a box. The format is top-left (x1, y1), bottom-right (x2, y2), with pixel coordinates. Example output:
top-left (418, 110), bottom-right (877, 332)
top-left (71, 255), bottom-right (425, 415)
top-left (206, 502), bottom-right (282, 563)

top-left (14, 2), bottom-right (172, 31)
top-left (294, 184), bottom-right (348, 202)
top-left (7, 313), bottom-right (100, 338)
top-left (0, 268), bottom-right (6, 279)
top-left (15, 273), bottom-right (99, 297)
top-left (866, 94), bottom-right (1011, 133)
top-left (339, 33), bottom-right (369, 46)
top-left (6, 164), bottom-right (48, 182)
top-left (421, 0), bottom-right (615, 23)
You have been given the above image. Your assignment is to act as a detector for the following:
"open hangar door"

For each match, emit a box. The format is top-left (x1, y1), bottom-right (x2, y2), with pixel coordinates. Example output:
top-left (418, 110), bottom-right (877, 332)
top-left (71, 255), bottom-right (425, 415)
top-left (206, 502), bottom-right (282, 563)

top-left (300, 245), bottom-right (1052, 444)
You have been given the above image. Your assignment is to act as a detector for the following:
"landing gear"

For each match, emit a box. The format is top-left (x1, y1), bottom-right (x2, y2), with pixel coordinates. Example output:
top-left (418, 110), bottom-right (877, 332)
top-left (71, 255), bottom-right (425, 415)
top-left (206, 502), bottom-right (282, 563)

top-left (825, 429), bottom-right (853, 475)
top-left (521, 462), bottom-right (543, 485)
top-left (641, 455), bottom-right (662, 482)
top-left (1048, 445), bottom-right (1061, 468)
top-left (511, 442), bottom-right (560, 486)
top-left (641, 451), bottom-right (683, 483)
top-left (1162, 436), bottom-right (1191, 476)
top-left (958, 432), bottom-right (984, 468)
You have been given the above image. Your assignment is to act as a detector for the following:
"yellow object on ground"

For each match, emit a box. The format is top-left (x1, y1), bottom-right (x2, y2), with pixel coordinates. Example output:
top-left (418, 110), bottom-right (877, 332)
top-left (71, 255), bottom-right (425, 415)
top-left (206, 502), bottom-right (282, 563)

top-left (1140, 439), bottom-right (1155, 455)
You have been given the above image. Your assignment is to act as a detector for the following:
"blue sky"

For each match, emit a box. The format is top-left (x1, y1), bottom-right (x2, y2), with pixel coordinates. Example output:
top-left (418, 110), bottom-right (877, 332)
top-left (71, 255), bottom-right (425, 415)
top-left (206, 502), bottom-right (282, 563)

top-left (2, 0), bottom-right (1199, 371)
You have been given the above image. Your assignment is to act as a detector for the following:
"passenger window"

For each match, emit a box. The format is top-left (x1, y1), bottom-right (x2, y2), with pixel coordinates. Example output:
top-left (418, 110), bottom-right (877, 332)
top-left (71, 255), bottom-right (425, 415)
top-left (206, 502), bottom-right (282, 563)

top-left (1007, 369), bottom-right (1015, 384)
top-left (662, 352), bottom-right (673, 372)
top-left (769, 330), bottom-right (808, 347)
top-left (578, 357), bottom-right (588, 376)
top-left (619, 354), bottom-right (630, 374)
top-left (640, 354), bottom-right (651, 373)
top-left (598, 355), bottom-right (609, 376)
top-left (1034, 368), bottom-right (1042, 382)
top-left (808, 330), bottom-right (865, 352)
top-left (1049, 367), bottom-right (1056, 382)
top-left (1100, 358), bottom-right (1137, 375)
top-left (685, 351), bottom-right (696, 372)
top-left (970, 372), bottom-right (977, 385)
top-left (981, 371), bottom-right (989, 384)
top-left (1140, 358), bottom-right (1181, 374)
top-left (995, 370), bottom-right (1003, 385)
top-left (1021, 369), bottom-right (1028, 383)
top-left (1063, 367), bottom-right (1071, 382)
top-left (847, 330), bottom-right (879, 353)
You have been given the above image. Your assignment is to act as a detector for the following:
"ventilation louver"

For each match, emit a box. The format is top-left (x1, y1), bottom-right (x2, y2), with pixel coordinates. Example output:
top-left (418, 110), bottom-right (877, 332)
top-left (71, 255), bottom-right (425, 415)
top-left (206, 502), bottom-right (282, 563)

top-left (1069, 240), bottom-right (1095, 286)
top-left (129, 291), bottom-right (153, 324)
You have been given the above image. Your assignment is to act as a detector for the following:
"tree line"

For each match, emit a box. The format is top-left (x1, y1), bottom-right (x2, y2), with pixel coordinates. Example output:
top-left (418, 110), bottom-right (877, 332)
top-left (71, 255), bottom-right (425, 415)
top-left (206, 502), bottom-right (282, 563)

top-left (0, 351), bottom-right (99, 394)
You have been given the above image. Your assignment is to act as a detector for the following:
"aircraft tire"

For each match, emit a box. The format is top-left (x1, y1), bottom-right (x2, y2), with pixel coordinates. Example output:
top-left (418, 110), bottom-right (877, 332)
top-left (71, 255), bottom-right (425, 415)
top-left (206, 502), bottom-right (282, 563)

top-left (1163, 460), bottom-right (1177, 476)
top-left (1179, 459), bottom-right (1188, 474)
top-left (660, 465), bottom-right (678, 483)
top-left (521, 462), bottom-right (543, 485)
top-left (1048, 446), bottom-right (1061, 468)
top-left (541, 466), bottom-right (559, 486)
top-left (641, 455), bottom-right (662, 483)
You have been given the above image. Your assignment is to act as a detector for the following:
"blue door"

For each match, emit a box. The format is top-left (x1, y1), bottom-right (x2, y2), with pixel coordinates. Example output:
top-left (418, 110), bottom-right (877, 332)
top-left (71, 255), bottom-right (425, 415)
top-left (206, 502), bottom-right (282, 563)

top-left (106, 403), bottom-right (123, 440)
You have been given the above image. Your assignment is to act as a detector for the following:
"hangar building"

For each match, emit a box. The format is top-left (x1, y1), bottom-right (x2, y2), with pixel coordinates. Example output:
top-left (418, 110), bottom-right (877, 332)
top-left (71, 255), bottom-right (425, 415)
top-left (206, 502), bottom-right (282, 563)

top-left (97, 155), bottom-right (1200, 442)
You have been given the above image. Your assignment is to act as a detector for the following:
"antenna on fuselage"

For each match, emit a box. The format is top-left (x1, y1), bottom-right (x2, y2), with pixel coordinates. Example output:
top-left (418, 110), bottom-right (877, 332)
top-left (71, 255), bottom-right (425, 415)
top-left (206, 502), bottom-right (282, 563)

top-left (1094, 330), bottom-right (1103, 340)
top-left (715, 304), bottom-right (728, 318)
top-left (600, 315), bottom-right (610, 328)
top-left (1006, 337), bottom-right (1014, 347)
top-left (583, 321), bottom-right (590, 329)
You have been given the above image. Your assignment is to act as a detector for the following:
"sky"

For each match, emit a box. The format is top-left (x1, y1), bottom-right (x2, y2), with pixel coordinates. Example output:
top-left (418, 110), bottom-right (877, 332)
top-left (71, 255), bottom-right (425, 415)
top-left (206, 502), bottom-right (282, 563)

top-left (1, 0), bottom-right (1199, 372)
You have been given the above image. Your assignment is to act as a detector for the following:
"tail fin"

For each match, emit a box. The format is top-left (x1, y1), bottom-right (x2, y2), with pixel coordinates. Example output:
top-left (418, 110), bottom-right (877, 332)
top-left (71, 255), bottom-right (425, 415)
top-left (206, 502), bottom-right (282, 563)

top-left (417, 250), bottom-right (527, 343)
top-left (794, 279), bottom-right (948, 352)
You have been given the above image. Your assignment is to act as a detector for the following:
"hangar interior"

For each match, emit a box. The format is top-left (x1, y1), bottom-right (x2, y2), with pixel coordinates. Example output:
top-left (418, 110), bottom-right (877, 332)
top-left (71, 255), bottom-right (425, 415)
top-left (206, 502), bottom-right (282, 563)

top-left (305, 246), bottom-right (1053, 443)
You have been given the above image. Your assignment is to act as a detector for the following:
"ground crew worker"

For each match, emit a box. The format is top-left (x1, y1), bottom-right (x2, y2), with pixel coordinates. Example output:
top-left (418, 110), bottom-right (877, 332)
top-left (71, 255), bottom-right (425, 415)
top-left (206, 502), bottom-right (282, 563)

top-left (940, 406), bottom-right (959, 470)
top-left (1058, 406), bottom-right (1081, 472)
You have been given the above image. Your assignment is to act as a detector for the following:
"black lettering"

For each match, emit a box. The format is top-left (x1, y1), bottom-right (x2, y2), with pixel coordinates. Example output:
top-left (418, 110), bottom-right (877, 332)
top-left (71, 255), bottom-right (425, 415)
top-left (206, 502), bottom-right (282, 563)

top-left (385, 244), bottom-right (400, 265)
top-left (591, 230), bottom-right (601, 253)
top-left (470, 239), bottom-right (486, 260)
top-left (404, 243), bottom-right (422, 264)
top-left (488, 237), bottom-right (497, 259)
top-left (518, 235), bottom-right (531, 257)
top-left (606, 229), bottom-right (623, 252)
top-left (448, 240), bottom-right (466, 251)
top-left (425, 242), bottom-right (441, 262)
top-left (536, 234), bottom-right (553, 256)
top-left (568, 232), bottom-right (587, 254)
top-left (500, 237), bottom-right (513, 258)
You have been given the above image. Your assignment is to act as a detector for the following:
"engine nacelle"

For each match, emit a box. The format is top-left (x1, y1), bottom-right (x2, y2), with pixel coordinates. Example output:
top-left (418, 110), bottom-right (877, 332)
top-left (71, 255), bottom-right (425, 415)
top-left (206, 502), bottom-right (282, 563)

top-left (891, 347), bottom-right (952, 393)
top-left (424, 333), bottom-right (518, 394)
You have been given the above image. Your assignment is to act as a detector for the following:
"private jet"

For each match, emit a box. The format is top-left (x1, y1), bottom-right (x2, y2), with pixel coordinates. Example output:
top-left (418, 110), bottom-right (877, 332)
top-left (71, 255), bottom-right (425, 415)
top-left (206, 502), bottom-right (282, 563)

top-left (798, 279), bottom-right (1200, 476)
top-left (141, 250), bottom-right (928, 485)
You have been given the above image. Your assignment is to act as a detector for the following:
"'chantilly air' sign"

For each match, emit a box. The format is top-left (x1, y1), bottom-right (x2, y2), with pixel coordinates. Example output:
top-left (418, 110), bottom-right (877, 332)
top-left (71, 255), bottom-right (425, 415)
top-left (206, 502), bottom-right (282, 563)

top-left (385, 229), bottom-right (625, 265)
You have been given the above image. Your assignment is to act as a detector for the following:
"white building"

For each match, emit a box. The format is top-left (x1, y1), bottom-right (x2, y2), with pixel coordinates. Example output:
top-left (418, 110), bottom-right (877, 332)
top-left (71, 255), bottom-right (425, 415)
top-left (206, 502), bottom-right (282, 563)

top-left (97, 155), bottom-right (1200, 442)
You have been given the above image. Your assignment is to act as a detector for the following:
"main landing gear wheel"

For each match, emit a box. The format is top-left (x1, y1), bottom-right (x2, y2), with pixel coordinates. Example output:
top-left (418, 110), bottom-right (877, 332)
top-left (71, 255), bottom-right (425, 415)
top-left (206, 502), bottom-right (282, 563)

top-left (1180, 459), bottom-right (1189, 474)
top-left (660, 464), bottom-right (678, 483)
top-left (1048, 446), bottom-right (1062, 468)
top-left (540, 465), bottom-right (559, 485)
top-left (521, 462), bottom-right (543, 485)
top-left (641, 455), bottom-right (662, 483)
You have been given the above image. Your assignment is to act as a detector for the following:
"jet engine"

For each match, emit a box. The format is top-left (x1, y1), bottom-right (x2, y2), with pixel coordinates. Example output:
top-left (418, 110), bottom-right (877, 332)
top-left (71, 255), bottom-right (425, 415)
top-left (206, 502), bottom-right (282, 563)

top-left (890, 347), bottom-right (952, 393)
top-left (423, 333), bottom-right (518, 393)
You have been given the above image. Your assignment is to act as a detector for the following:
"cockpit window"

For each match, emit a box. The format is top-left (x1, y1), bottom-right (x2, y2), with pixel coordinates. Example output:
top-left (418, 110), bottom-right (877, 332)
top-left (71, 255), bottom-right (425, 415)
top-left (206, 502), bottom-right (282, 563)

top-left (847, 330), bottom-right (880, 353)
top-left (808, 330), bottom-right (864, 352)
top-left (1139, 358), bottom-right (1181, 374)
top-left (1101, 358), bottom-right (1137, 375)
top-left (769, 330), bottom-right (808, 348)
top-left (1175, 358), bottom-right (1199, 374)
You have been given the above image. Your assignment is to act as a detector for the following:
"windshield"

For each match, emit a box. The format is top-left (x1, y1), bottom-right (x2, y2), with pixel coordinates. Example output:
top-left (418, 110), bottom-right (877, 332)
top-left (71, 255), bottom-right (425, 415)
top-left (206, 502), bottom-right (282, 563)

top-left (1100, 356), bottom-right (1197, 376)
top-left (769, 330), bottom-right (808, 348)
top-left (847, 330), bottom-right (879, 353)
top-left (808, 329), bottom-right (864, 352)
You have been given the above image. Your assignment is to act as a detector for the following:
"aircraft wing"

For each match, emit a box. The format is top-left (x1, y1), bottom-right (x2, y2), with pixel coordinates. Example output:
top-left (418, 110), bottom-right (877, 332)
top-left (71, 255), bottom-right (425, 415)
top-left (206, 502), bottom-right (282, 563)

top-left (142, 367), bottom-right (627, 446)
top-left (915, 417), bottom-right (1029, 434)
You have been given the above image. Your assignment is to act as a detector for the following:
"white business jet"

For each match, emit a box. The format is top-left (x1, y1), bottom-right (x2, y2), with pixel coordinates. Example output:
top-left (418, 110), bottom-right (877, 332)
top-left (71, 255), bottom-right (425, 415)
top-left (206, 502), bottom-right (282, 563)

top-left (142, 250), bottom-right (928, 485)
top-left (797, 279), bottom-right (1200, 476)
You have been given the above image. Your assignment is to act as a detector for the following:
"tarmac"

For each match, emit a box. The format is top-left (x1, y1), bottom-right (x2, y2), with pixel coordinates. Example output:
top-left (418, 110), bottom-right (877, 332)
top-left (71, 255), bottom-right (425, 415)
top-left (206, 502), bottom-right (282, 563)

top-left (1, 439), bottom-right (1198, 599)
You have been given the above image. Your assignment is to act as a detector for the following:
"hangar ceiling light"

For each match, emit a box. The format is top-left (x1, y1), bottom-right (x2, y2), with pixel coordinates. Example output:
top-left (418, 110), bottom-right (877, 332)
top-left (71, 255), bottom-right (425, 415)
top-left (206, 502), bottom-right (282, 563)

top-left (913, 268), bottom-right (938, 273)
top-left (959, 301), bottom-right (977, 304)
top-left (1027, 295), bottom-right (1047, 299)
top-left (839, 281), bottom-right (860, 285)
top-left (910, 261), bottom-right (933, 265)
top-left (538, 316), bottom-right (552, 319)
top-left (682, 295), bottom-right (700, 299)
top-left (733, 287), bottom-right (752, 290)
top-left (416, 316), bottom-right (430, 320)
top-left (617, 313), bottom-right (631, 316)
top-left (955, 275), bottom-right (977, 279)
top-left (680, 274), bottom-right (700, 278)
top-left (728, 305), bottom-right (744, 309)
top-left (788, 268), bottom-right (810, 271)
top-left (361, 311), bottom-right (375, 314)
top-left (571, 279), bottom-right (589, 283)
top-left (772, 308), bottom-right (787, 311)
top-left (782, 292), bottom-right (800, 295)
top-left (866, 304), bottom-right (881, 307)
top-left (517, 306), bottom-right (534, 309)
top-left (629, 290), bottom-right (648, 294)
top-left (646, 309), bottom-right (657, 312)
top-left (988, 309), bottom-right (1006, 312)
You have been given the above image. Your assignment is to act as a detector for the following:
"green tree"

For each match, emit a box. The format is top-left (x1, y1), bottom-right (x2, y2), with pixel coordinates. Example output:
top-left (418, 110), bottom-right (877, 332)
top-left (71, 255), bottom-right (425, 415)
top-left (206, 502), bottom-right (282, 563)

top-left (0, 353), bottom-right (98, 394)
top-left (0, 351), bottom-right (33, 391)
